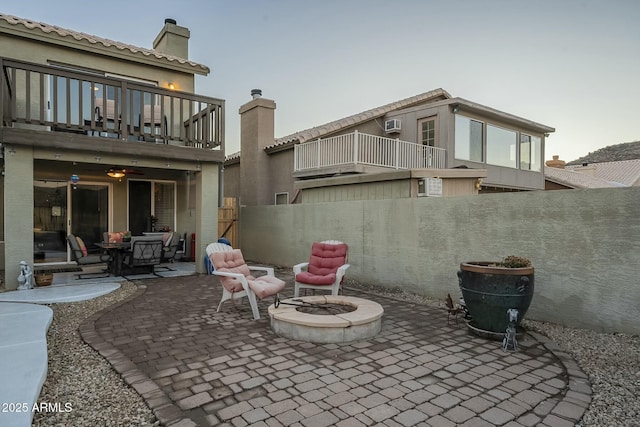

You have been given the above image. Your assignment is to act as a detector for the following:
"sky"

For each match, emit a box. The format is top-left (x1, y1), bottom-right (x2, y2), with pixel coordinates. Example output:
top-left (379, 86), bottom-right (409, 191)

top-left (3, 0), bottom-right (639, 162)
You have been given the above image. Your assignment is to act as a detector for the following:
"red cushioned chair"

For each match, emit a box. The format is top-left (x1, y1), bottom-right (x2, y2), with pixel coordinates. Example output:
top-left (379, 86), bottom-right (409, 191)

top-left (293, 240), bottom-right (350, 297)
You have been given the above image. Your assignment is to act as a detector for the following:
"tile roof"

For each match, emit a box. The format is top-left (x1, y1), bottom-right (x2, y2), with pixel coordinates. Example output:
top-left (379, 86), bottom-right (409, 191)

top-left (565, 159), bottom-right (640, 187)
top-left (544, 166), bottom-right (626, 189)
top-left (265, 88), bottom-right (451, 151)
top-left (0, 14), bottom-right (209, 74)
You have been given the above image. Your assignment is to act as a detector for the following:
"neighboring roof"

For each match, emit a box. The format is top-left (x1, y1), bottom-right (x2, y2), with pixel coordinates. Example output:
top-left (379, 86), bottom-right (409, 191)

top-left (565, 159), bottom-right (640, 187)
top-left (266, 88), bottom-right (452, 151)
top-left (544, 167), bottom-right (622, 189)
top-left (225, 151), bottom-right (241, 163)
top-left (0, 14), bottom-right (210, 75)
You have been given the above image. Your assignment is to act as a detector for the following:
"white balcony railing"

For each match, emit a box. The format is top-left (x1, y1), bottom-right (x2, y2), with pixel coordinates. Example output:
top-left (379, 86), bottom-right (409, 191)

top-left (294, 130), bottom-right (446, 172)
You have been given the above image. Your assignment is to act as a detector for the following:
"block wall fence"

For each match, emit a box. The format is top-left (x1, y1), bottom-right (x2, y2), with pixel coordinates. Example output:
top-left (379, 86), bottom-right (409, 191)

top-left (239, 187), bottom-right (640, 335)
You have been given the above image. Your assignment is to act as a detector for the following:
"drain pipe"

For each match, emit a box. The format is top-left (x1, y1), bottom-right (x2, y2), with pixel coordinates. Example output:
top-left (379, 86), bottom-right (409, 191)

top-left (218, 165), bottom-right (224, 208)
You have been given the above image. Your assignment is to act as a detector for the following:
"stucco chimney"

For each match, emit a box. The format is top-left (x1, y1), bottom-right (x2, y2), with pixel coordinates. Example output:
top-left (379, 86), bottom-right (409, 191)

top-left (545, 155), bottom-right (566, 169)
top-left (239, 90), bottom-right (276, 205)
top-left (153, 18), bottom-right (190, 59)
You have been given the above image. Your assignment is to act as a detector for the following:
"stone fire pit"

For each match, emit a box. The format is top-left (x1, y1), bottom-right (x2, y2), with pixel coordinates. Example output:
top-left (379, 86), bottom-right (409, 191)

top-left (268, 295), bottom-right (384, 344)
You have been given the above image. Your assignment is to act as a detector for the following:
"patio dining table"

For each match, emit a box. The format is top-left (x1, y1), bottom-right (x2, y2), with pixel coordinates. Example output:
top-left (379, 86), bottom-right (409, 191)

top-left (95, 241), bottom-right (131, 276)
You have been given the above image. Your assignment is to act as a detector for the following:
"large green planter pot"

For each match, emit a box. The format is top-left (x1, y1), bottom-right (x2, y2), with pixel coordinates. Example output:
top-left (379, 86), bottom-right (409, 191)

top-left (457, 261), bottom-right (535, 334)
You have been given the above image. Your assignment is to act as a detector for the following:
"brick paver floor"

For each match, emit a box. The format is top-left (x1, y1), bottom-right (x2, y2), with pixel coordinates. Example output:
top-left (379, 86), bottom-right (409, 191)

top-left (80, 273), bottom-right (591, 426)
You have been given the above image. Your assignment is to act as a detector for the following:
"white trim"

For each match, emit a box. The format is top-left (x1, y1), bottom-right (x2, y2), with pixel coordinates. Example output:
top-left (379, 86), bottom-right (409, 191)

top-left (274, 192), bottom-right (289, 205)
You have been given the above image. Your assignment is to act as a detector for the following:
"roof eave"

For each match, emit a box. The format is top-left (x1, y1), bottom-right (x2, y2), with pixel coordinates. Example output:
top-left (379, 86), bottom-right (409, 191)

top-left (0, 18), bottom-right (210, 76)
top-left (450, 98), bottom-right (555, 134)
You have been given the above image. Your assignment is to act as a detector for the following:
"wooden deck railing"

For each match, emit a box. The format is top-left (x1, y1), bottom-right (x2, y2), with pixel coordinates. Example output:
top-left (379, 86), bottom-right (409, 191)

top-left (0, 58), bottom-right (224, 150)
top-left (294, 130), bottom-right (446, 172)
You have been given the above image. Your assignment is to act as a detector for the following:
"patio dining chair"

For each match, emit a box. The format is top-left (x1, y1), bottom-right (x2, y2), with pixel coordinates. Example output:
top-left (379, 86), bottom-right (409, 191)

top-left (122, 238), bottom-right (163, 278)
top-left (156, 232), bottom-right (181, 271)
top-left (293, 240), bottom-right (350, 297)
top-left (67, 233), bottom-right (111, 279)
top-left (208, 244), bottom-right (285, 320)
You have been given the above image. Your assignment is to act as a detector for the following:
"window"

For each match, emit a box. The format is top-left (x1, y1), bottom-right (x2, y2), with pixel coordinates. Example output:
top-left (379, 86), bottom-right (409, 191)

top-left (520, 134), bottom-right (541, 171)
top-left (455, 115), bottom-right (483, 162)
top-left (486, 125), bottom-right (517, 168)
top-left (419, 117), bottom-right (437, 147)
top-left (154, 182), bottom-right (175, 231)
top-left (129, 180), bottom-right (175, 235)
top-left (275, 192), bottom-right (289, 205)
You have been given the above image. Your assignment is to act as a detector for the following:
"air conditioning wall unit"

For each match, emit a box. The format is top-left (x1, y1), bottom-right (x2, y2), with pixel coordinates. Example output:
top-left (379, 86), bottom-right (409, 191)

top-left (417, 177), bottom-right (443, 197)
top-left (384, 119), bottom-right (401, 133)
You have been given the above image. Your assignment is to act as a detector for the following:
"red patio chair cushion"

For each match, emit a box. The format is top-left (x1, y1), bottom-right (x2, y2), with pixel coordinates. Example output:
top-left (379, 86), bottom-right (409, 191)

top-left (296, 242), bottom-right (348, 286)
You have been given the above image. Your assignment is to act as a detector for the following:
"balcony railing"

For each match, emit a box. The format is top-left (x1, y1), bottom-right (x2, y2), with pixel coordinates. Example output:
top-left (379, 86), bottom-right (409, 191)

top-left (294, 130), bottom-right (446, 172)
top-left (0, 58), bottom-right (224, 150)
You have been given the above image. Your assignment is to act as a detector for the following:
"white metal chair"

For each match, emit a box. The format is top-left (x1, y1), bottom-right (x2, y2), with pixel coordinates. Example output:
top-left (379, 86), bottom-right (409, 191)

top-left (207, 243), bottom-right (285, 320)
top-left (293, 240), bottom-right (350, 297)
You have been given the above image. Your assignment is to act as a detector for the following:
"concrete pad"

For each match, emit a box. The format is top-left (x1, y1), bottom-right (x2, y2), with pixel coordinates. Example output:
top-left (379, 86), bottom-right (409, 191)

top-left (0, 283), bottom-right (120, 304)
top-left (0, 303), bottom-right (53, 427)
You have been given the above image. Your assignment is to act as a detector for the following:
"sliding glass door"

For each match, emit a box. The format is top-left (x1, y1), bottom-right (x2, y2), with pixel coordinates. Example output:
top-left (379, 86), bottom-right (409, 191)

top-left (34, 181), bottom-right (68, 264)
top-left (70, 183), bottom-right (110, 250)
top-left (33, 181), bottom-right (110, 264)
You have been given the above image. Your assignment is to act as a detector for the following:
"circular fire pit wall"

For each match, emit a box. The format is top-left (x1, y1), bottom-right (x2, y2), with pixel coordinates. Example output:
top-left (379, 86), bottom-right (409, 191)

top-left (268, 296), bottom-right (384, 344)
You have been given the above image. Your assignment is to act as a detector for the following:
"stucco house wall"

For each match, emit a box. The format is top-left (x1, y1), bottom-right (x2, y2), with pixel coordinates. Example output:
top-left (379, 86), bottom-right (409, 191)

top-left (0, 15), bottom-right (222, 284)
top-left (227, 91), bottom-right (553, 206)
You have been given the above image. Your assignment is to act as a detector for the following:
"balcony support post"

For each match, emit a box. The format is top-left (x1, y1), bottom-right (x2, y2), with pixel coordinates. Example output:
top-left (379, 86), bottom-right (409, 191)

top-left (353, 130), bottom-right (359, 166)
top-left (395, 138), bottom-right (400, 169)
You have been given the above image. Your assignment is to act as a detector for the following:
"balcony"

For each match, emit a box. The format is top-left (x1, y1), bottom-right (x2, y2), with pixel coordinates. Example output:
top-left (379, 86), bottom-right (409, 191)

top-left (0, 58), bottom-right (224, 161)
top-left (293, 130), bottom-right (446, 178)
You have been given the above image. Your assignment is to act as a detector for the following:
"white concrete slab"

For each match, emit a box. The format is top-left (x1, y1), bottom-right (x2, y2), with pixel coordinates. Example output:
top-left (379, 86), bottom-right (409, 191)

top-left (0, 261), bottom-right (196, 427)
top-left (0, 283), bottom-right (120, 304)
top-left (0, 303), bottom-right (52, 427)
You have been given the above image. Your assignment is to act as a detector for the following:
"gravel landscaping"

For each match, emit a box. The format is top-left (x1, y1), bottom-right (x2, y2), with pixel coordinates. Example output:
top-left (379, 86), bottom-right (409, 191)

top-left (33, 279), bottom-right (639, 426)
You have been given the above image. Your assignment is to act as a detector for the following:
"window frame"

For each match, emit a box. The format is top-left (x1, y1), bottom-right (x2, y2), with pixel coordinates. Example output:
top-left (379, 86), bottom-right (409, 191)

top-left (274, 192), bottom-right (289, 205)
top-left (454, 114), bottom-right (484, 163)
top-left (418, 116), bottom-right (438, 147)
top-left (486, 123), bottom-right (518, 169)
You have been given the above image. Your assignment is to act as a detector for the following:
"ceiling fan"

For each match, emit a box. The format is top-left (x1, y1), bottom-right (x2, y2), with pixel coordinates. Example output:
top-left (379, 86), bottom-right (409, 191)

top-left (105, 166), bottom-right (144, 178)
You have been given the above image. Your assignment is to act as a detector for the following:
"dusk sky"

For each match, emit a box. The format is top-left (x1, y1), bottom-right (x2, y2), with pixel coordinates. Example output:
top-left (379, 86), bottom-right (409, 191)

top-left (3, 0), bottom-right (639, 161)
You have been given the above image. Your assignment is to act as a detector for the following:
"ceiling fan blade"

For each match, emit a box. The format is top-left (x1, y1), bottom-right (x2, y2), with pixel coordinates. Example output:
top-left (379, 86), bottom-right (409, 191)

top-left (122, 168), bottom-right (144, 175)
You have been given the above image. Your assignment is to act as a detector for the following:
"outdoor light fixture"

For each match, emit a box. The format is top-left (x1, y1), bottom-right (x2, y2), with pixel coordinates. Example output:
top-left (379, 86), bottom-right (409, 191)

top-left (107, 168), bottom-right (125, 178)
top-left (168, 83), bottom-right (175, 90)
top-left (70, 174), bottom-right (80, 189)
top-left (452, 105), bottom-right (460, 114)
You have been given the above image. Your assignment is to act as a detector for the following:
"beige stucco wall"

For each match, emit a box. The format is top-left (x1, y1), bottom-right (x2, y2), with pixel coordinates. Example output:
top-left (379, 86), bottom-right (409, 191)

top-left (195, 163), bottom-right (219, 272)
top-left (222, 162), bottom-right (240, 199)
top-left (0, 32), bottom-right (195, 91)
top-left (239, 187), bottom-right (640, 335)
top-left (3, 144), bottom-right (34, 288)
